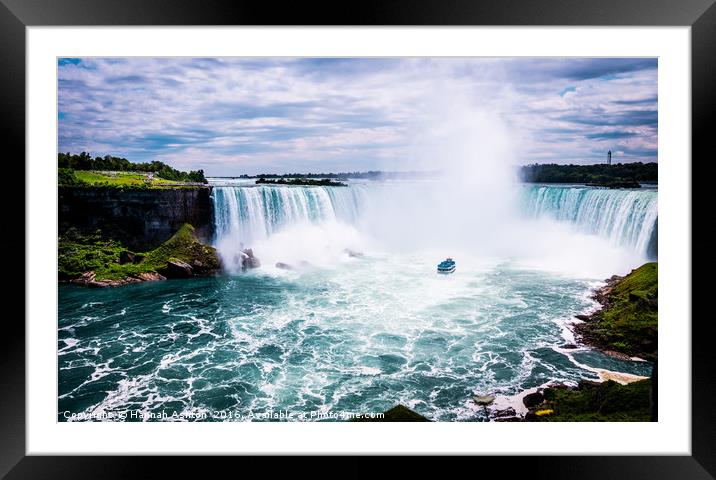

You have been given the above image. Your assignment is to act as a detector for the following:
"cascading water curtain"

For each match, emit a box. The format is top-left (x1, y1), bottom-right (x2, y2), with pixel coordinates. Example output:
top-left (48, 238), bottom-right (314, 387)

top-left (521, 185), bottom-right (658, 259)
top-left (211, 185), bottom-right (366, 270)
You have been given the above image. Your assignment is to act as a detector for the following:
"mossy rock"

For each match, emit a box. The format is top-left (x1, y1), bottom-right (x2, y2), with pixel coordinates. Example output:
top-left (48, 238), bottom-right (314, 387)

top-left (59, 223), bottom-right (220, 283)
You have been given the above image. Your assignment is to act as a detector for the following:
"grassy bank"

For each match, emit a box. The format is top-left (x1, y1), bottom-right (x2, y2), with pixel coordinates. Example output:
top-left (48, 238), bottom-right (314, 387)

top-left (59, 169), bottom-right (205, 189)
top-left (577, 262), bottom-right (658, 361)
top-left (59, 224), bottom-right (220, 283)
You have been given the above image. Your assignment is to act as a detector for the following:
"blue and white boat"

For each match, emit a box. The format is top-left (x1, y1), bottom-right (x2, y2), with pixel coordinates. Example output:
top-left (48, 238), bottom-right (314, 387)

top-left (437, 258), bottom-right (456, 274)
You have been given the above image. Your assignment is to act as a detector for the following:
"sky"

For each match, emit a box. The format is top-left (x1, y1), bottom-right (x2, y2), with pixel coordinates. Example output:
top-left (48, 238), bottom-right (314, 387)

top-left (58, 57), bottom-right (657, 176)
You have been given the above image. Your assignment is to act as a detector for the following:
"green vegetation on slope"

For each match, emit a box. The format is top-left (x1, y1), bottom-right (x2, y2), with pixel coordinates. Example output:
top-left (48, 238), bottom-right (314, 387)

top-left (582, 262), bottom-right (658, 360)
top-left (532, 379), bottom-right (652, 422)
top-left (59, 224), bottom-right (219, 281)
top-left (58, 229), bottom-right (125, 279)
top-left (58, 152), bottom-right (207, 184)
top-left (71, 170), bottom-right (201, 189)
top-left (520, 162), bottom-right (657, 185)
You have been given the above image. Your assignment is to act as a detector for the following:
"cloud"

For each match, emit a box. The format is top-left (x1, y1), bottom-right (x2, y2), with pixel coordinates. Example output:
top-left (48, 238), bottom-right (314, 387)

top-left (559, 86), bottom-right (577, 97)
top-left (585, 131), bottom-right (637, 140)
top-left (57, 57), bottom-right (657, 174)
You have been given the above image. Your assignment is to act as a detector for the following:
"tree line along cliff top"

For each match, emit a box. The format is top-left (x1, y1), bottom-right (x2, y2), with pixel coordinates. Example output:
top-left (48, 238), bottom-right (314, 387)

top-left (58, 152), bottom-right (207, 189)
top-left (519, 162), bottom-right (657, 186)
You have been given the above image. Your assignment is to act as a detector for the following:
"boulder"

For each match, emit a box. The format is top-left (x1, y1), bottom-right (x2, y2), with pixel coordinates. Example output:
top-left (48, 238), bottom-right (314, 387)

top-left (560, 343), bottom-right (578, 349)
top-left (523, 391), bottom-right (544, 408)
top-left (276, 262), bottom-right (294, 270)
top-left (191, 258), bottom-right (213, 274)
top-left (491, 407), bottom-right (516, 419)
top-left (472, 395), bottom-right (495, 406)
top-left (70, 271), bottom-right (103, 288)
top-left (343, 248), bottom-right (364, 258)
top-left (133, 272), bottom-right (166, 282)
top-left (241, 248), bottom-right (261, 270)
top-left (574, 314), bottom-right (591, 321)
top-left (158, 259), bottom-right (194, 278)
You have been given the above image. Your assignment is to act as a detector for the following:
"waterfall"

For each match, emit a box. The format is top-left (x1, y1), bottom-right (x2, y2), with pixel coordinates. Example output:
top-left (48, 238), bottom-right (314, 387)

top-left (211, 185), bottom-right (365, 270)
top-left (520, 185), bottom-right (658, 259)
top-left (210, 182), bottom-right (658, 270)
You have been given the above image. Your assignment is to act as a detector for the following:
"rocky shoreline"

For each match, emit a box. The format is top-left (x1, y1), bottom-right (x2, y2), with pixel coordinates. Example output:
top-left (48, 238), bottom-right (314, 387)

top-left (68, 270), bottom-right (167, 288)
top-left (484, 263), bottom-right (658, 422)
top-left (573, 263), bottom-right (658, 362)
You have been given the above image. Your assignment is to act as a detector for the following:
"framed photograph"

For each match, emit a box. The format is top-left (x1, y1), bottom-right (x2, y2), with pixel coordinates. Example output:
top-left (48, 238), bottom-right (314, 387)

top-left (4, 0), bottom-right (715, 476)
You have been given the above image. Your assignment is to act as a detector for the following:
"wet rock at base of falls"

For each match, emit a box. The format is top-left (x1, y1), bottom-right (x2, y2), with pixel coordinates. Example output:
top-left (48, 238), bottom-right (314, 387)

top-left (523, 391), bottom-right (544, 408)
top-left (574, 314), bottom-right (591, 321)
top-left (472, 395), bottom-right (495, 406)
top-left (343, 248), bottom-right (364, 258)
top-left (560, 343), bottom-right (578, 349)
top-left (158, 259), bottom-right (194, 278)
top-left (276, 262), bottom-right (294, 270)
top-left (241, 248), bottom-right (261, 270)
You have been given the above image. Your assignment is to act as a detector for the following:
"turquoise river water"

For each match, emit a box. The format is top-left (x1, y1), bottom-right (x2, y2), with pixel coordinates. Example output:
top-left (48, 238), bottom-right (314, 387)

top-left (58, 180), bottom-right (657, 421)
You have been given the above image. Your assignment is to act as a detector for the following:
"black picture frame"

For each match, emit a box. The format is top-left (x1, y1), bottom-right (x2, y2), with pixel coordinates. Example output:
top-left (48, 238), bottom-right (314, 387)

top-left (2, 0), bottom-right (714, 477)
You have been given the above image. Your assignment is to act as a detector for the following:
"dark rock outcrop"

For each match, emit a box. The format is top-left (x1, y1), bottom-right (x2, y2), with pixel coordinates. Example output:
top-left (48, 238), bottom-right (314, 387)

top-left (491, 407), bottom-right (518, 421)
top-left (523, 391), bottom-right (544, 408)
top-left (59, 186), bottom-right (213, 250)
top-left (352, 404), bottom-right (430, 422)
top-left (119, 250), bottom-right (135, 264)
top-left (241, 248), bottom-right (261, 270)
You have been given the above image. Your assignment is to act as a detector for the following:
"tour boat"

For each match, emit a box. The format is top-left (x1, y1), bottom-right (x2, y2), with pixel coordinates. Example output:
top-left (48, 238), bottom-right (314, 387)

top-left (437, 258), bottom-right (456, 274)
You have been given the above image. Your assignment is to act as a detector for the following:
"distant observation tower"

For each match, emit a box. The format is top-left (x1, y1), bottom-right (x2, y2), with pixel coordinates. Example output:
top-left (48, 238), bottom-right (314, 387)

top-left (607, 150), bottom-right (612, 165)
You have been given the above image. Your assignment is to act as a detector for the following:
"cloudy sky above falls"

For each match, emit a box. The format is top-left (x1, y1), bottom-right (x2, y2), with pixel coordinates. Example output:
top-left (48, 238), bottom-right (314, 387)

top-left (58, 57), bottom-right (657, 176)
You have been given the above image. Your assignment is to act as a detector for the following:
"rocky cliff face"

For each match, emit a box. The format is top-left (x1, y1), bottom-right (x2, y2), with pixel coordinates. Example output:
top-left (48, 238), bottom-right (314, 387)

top-left (59, 187), bottom-right (213, 250)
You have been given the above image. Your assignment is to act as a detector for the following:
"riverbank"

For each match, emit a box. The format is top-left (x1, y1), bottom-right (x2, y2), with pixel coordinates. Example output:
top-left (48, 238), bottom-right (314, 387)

top-left (520, 378), bottom-right (653, 422)
top-left (486, 262), bottom-right (658, 422)
top-left (370, 375), bottom-right (653, 422)
top-left (59, 223), bottom-right (221, 287)
top-left (574, 262), bottom-right (658, 362)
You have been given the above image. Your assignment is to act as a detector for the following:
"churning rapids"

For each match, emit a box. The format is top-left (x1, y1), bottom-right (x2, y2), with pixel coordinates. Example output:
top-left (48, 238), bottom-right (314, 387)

top-left (58, 179), bottom-right (657, 421)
